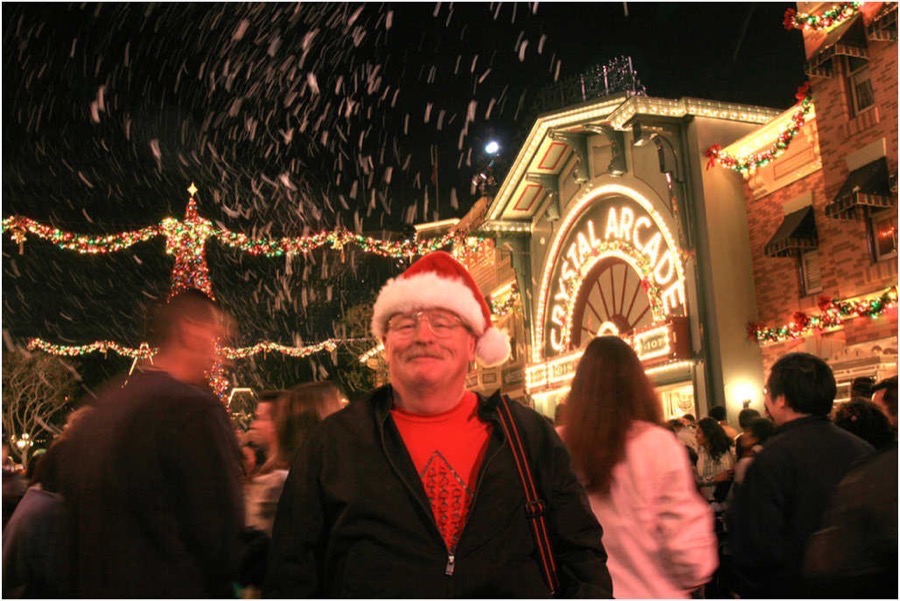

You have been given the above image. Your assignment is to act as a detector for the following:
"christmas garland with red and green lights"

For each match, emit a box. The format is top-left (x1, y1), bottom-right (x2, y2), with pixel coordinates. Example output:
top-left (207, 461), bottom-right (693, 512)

top-left (748, 286), bottom-right (898, 344)
top-left (784, 2), bottom-right (861, 31)
top-left (27, 337), bottom-right (343, 361)
top-left (706, 83), bottom-right (813, 175)
top-left (486, 283), bottom-right (521, 318)
top-left (2, 212), bottom-right (457, 261)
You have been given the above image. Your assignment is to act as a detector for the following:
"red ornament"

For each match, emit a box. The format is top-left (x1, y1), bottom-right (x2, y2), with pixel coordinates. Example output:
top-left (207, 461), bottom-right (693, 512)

top-left (792, 311), bottom-right (811, 329)
top-left (783, 8), bottom-right (797, 29)
top-left (817, 295), bottom-right (833, 312)
top-left (795, 82), bottom-right (811, 103)
top-left (705, 145), bottom-right (722, 170)
top-left (747, 322), bottom-right (762, 340)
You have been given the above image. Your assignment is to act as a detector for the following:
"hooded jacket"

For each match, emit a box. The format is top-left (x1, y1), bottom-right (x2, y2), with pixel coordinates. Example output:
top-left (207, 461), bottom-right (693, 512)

top-left (264, 385), bottom-right (612, 598)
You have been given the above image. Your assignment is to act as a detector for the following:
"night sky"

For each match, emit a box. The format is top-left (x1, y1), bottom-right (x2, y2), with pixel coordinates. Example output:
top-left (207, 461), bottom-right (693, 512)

top-left (2, 3), bottom-right (806, 395)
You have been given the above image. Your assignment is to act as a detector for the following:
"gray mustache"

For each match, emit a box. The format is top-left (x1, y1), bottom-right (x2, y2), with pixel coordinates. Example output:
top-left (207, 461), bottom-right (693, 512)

top-left (404, 350), bottom-right (444, 359)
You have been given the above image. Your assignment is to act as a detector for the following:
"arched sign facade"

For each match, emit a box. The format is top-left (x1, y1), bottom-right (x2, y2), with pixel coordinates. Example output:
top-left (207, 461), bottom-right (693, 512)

top-left (526, 183), bottom-right (693, 407)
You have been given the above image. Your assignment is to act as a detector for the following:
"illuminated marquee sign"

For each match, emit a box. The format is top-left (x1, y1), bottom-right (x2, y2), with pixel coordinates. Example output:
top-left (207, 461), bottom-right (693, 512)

top-left (544, 195), bottom-right (687, 355)
top-left (526, 318), bottom-right (691, 394)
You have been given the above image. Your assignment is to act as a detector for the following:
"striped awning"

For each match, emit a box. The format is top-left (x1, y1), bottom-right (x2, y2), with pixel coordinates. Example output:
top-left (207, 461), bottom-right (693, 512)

top-left (765, 206), bottom-right (818, 258)
top-left (805, 15), bottom-right (869, 78)
top-left (868, 3), bottom-right (898, 42)
top-left (825, 158), bottom-right (897, 220)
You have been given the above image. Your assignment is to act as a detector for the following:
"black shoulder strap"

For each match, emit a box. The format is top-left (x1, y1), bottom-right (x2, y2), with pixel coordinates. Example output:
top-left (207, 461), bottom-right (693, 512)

top-left (496, 394), bottom-right (560, 596)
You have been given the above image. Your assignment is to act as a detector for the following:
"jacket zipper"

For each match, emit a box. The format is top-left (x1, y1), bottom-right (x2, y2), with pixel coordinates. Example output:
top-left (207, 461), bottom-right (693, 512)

top-left (444, 554), bottom-right (455, 575)
top-left (446, 414), bottom-right (507, 573)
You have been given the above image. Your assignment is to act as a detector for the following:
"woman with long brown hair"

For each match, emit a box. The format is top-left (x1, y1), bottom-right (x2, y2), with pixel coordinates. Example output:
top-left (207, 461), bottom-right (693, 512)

top-left (244, 382), bottom-right (345, 536)
top-left (695, 417), bottom-right (736, 503)
top-left (563, 336), bottom-right (717, 598)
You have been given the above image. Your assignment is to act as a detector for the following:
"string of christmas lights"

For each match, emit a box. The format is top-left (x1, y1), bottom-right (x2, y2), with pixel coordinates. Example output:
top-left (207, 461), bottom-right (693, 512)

top-left (358, 343), bottom-right (385, 364)
top-left (224, 340), bottom-right (339, 359)
top-left (748, 286), bottom-right (898, 344)
top-left (706, 83), bottom-right (813, 175)
top-left (487, 284), bottom-right (521, 318)
top-left (27, 337), bottom-right (345, 361)
top-left (27, 338), bottom-right (156, 359)
top-left (2, 210), bottom-right (458, 260)
top-left (783, 2), bottom-right (861, 31)
top-left (2, 216), bottom-right (161, 254)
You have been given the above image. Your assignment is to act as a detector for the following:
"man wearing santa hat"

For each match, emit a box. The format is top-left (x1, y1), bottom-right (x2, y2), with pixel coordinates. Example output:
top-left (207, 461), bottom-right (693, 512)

top-left (265, 251), bottom-right (612, 598)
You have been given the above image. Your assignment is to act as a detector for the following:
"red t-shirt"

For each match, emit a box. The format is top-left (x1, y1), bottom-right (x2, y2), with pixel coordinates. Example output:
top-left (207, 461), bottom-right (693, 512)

top-left (391, 392), bottom-right (491, 551)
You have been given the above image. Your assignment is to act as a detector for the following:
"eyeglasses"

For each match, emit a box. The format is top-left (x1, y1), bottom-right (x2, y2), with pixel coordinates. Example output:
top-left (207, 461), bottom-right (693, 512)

top-left (387, 310), bottom-right (468, 339)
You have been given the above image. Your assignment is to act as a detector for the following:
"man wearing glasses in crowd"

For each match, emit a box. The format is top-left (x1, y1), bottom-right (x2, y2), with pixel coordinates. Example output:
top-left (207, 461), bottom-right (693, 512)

top-left (265, 251), bottom-right (612, 598)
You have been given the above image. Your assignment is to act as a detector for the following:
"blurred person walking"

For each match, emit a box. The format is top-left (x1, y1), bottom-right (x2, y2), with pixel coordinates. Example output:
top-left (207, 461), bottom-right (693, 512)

top-left (245, 382), bottom-right (345, 536)
top-left (240, 382), bottom-right (345, 596)
top-left (563, 336), bottom-right (717, 598)
top-left (57, 289), bottom-right (245, 598)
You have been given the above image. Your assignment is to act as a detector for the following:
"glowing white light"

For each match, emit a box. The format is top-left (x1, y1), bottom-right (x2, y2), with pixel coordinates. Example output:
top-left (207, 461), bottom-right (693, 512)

top-left (485, 140), bottom-right (500, 155)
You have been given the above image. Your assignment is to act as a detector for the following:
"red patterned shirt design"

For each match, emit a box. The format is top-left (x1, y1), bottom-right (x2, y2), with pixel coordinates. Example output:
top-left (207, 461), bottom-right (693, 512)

top-left (420, 451), bottom-right (473, 551)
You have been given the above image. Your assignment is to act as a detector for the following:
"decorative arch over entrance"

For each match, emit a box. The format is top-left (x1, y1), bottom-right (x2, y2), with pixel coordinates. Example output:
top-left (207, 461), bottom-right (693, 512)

top-left (570, 256), bottom-right (656, 348)
top-left (537, 184), bottom-right (687, 359)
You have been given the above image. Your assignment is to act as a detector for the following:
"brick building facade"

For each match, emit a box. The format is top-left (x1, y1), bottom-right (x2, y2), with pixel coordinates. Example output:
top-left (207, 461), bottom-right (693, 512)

top-left (722, 1), bottom-right (897, 396)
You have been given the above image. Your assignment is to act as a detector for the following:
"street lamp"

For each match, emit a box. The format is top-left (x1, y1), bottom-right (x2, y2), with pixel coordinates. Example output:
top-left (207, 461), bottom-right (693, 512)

top-left (472, 140), bottom-right (502, 196)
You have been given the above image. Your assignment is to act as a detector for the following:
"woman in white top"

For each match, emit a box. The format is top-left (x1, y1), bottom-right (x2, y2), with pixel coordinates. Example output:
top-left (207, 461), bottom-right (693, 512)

top-left (694, 417), bottom-right (737, 504)
top-left (563, 336), bottom-right (718, 599)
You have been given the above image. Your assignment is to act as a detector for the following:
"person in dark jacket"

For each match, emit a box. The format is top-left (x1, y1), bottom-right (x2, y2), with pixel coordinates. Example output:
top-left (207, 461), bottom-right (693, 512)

top-left (728, 352), bottom-right (874, 598)
top-left (264, 251), bottom-right (612, 598)
top-left (57, 289), bottom-right (245, 598)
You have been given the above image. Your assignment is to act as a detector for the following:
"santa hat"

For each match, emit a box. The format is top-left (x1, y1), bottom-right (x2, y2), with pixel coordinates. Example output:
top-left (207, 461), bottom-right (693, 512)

top-left (371, 251), bottom-right (511, 367)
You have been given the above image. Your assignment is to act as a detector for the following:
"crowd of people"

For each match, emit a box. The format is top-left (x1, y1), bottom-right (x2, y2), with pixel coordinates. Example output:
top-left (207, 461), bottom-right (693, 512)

top-left (2, 250), bottom-right (897, 598)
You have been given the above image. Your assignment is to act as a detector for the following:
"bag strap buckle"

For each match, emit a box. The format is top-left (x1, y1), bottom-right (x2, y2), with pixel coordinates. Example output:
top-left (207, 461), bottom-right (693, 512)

top-left (525, 499), bottom-right (546, 518)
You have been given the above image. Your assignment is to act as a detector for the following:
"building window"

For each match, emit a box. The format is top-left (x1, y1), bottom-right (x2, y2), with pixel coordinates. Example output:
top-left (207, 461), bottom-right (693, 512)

top-left (800, 249), bottom-right (823, 295)
top-left (848, 59), bottom-right (875, 116)
top-left (870, 210), bottom-right (898, 262)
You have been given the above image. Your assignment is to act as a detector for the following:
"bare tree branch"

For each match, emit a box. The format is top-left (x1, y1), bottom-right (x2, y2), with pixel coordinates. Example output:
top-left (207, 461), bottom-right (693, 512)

top-left (2, 349), bottom-right (78, 466)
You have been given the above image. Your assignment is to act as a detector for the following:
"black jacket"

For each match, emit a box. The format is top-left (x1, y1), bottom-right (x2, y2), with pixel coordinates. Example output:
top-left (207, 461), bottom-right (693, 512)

top-left (728, 415), bottom-right (874, 598)
top-left (59, 370), bottom-right (245, 598)
top-left (803, 445), bottom-right (898, 599)
top-left (264, 386), bottom-right (612, 598)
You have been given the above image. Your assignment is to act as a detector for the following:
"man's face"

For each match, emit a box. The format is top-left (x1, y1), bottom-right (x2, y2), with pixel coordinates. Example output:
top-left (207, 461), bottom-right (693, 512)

top-left (181, 312), bottom-right (227, 382)
top-left (248, 401), bottom-right (277, 452)
top-left (383, 308), bottom-right (476, 403)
